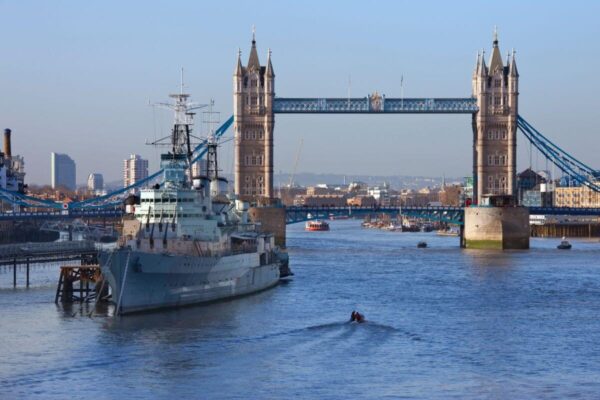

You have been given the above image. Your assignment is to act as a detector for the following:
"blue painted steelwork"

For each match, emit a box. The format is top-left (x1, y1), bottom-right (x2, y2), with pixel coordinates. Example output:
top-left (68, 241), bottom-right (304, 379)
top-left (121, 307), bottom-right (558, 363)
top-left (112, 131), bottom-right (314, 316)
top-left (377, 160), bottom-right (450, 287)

top-left (285, 205), bottom-right (600, 226)
top-left (517, 116), bottom-right (600, 192)
top-left (0, 208), bottom-right (123, 221)
top-left (285, 206), bottom-right (465, 225)
top-left (0, 188), bottom-right (67, 209)
top-left (528, 207), bottom-right (600, 216)
top-left (273, 97), bottom-right (478, 114)
top-left (189, 115), bottom-right (234, 165)
top-left (3, 205), bottom-right (600, 222)
top-left (68, 169), bottom-right (164, 209)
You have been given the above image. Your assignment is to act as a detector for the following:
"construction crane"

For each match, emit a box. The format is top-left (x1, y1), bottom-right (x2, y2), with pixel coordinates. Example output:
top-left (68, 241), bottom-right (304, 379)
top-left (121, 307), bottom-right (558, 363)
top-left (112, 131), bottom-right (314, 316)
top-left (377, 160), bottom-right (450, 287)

top-left (288, 138), bottom-right (304, 188)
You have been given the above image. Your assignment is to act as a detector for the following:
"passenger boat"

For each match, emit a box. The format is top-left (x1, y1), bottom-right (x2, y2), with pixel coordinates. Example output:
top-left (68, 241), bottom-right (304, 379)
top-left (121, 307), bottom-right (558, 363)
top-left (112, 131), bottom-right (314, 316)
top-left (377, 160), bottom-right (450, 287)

top-left (437, 227), bottom-right (460, 237)
top-left (305, 220), bottom-right (330, 231)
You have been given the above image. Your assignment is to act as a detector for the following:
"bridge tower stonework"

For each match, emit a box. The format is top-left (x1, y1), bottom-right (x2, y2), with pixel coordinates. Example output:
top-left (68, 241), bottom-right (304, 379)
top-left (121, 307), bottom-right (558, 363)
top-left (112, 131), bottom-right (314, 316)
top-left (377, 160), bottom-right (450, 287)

top-left (233, 33), bottom-right (275, 204)
top-left (465, 32), bottom-right (529, 249)
top-left (234, 34), bottom-right (286, 246)
top-left (472, 32), bottom-right (519, 203)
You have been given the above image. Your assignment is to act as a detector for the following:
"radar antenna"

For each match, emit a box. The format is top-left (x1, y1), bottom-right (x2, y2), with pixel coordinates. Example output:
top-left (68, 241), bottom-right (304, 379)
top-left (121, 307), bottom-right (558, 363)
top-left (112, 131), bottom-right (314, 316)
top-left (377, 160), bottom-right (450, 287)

top-left (148, 69), bottom-right (209, 158)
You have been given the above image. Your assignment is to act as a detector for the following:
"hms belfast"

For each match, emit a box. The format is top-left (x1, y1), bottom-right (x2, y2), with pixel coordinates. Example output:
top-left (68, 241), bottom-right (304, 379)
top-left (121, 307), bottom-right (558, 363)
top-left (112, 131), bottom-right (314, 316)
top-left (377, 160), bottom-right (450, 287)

top-left (100, 88), bottom-right (290, 315)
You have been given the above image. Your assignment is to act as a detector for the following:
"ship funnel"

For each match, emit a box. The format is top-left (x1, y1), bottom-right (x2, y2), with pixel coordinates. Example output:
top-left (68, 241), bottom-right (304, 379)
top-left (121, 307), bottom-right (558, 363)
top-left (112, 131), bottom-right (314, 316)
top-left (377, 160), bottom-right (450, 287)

top-left (3, 129), bottom-right (11, 157)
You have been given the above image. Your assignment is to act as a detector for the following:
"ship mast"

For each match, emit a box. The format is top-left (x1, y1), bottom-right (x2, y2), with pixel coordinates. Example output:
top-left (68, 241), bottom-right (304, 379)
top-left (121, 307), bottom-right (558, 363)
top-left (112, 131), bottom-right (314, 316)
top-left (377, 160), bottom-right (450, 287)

top-left (204, 99), bottom-right (221, 182)
top-left (149, 68), bottom-right (209, 160)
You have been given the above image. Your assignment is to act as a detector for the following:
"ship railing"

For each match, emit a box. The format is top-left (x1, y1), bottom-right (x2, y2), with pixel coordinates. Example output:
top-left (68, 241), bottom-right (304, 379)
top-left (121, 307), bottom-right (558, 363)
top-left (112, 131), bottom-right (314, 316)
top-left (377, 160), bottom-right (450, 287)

top-left (230, 244), bottom-right (258, 256)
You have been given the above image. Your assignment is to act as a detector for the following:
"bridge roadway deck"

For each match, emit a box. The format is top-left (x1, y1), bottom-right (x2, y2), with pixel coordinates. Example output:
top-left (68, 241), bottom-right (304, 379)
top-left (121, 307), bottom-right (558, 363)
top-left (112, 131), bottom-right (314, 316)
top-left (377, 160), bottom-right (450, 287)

top-left (0, 206), bottom-right (599, 223)
top-left (273, 97), bottom-right (479, 114)
top-left (0, 240), bottom-right (98, 265)
top-left (0, 209), bottom-right (122, 221)
top-left (284, 206), bottom-right (600, 224)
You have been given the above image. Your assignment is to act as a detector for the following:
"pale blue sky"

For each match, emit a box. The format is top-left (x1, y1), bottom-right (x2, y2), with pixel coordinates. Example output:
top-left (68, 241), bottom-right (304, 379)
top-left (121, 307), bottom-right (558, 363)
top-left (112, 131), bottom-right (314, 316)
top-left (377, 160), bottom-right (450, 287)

top-left (0, 0), bottom-right (598, 185)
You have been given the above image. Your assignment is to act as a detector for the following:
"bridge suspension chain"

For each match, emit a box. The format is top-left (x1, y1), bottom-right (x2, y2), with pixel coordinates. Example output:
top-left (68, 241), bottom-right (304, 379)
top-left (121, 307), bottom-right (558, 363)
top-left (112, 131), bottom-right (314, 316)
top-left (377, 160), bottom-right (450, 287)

top-left (517, 115), bottom-right (600, 192)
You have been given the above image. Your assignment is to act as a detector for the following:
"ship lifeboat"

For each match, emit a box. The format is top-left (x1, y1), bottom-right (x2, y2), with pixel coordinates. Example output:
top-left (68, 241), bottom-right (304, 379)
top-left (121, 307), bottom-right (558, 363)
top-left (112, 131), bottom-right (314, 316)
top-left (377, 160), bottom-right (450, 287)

top-left (305, 220), bottom-right (330, 231)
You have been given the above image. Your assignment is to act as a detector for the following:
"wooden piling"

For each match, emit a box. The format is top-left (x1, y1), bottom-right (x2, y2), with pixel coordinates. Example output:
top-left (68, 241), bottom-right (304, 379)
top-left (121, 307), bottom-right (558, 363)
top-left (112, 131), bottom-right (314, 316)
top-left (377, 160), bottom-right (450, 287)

top-left (55, 265), bottom-right (102, 303)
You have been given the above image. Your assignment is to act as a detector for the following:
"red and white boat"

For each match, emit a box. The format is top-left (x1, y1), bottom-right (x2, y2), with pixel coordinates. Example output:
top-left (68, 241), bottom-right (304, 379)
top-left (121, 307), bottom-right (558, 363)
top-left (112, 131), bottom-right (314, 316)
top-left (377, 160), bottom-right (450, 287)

top-left (305, 220), bottom-right (330, 231)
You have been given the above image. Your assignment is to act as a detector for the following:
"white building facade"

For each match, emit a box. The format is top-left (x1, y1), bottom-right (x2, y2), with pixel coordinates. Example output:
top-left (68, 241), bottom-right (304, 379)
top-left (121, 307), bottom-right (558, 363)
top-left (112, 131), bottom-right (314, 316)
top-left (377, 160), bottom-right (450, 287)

top-left (123, 154), bottom-right (149, 187)
top-left (87, 173), bottom-right (104, 192)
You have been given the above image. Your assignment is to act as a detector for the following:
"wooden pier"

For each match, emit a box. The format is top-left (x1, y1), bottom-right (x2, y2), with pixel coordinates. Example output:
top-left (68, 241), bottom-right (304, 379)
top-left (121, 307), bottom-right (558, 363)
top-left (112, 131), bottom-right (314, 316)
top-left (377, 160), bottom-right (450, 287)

top-left (54, 264), bottom-right (107, 303)
top-left (531, 222), bottom-right (600, 238)
top-left (0, 241), bottom-right (97, 288)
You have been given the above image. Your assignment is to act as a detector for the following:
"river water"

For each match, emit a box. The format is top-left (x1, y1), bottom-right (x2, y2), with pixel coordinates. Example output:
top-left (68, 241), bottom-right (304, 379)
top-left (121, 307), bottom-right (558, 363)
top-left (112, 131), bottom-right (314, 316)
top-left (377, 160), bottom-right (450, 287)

top-left (1, 220), bottom-right (600, 399)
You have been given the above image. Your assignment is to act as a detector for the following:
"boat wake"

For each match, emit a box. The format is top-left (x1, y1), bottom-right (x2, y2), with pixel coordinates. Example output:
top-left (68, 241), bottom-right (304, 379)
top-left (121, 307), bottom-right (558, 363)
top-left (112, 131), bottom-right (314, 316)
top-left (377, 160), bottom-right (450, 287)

top-left (239, 319), bottom-right (422, 344)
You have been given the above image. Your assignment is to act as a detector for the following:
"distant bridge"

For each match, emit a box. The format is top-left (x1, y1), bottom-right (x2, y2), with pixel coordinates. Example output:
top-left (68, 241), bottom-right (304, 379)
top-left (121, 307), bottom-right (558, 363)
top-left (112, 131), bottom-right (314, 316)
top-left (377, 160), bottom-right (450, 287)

top-left (0, 208), bottom-right (122, 221)
top-left (284, 206), bottom-right (600, 225)
top-left (1, 205), bottom-right (600, 225)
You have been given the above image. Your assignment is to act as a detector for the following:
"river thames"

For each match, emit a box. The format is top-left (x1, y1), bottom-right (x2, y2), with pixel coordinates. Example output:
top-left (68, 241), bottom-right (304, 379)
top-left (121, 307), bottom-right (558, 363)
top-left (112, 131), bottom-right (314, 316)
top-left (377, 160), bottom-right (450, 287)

top-left (1, 220), bottom-right (600, 399)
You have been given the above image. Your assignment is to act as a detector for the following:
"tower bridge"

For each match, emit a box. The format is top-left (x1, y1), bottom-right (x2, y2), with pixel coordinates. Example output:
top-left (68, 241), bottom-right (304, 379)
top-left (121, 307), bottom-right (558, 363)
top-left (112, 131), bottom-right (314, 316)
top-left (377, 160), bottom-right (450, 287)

top-left (234, 30), bottom-right (525, 248)
top-left (1, 30), bottom-right (598, 250)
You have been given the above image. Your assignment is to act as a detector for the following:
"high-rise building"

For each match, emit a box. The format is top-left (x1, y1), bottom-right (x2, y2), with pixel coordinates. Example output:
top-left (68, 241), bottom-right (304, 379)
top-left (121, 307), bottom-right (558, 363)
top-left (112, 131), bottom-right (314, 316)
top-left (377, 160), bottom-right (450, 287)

top-left (123, 154), bottom-right (149, 187)
top-left (51, 152), bottom-right (76, 191)
top-left (87, 173), bottom-right (104, 192)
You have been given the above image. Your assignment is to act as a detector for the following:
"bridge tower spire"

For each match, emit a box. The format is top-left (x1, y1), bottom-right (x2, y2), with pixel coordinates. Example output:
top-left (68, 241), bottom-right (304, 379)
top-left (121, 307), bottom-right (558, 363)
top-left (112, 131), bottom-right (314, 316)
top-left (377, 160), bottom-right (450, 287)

top-left (233, 30), bottom-right (275, 203)
top-left (472, 30), bottom-right (518, 204)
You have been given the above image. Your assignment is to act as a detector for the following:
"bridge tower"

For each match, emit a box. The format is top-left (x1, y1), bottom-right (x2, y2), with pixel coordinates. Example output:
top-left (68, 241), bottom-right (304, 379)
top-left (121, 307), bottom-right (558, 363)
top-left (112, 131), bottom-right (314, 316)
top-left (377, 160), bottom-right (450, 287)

top-left (465, 30), bottom-right (528, 249)
top-left (233, 32), bottom-right (275, 204)
top-left (472, 30), bottom-right (519, 204)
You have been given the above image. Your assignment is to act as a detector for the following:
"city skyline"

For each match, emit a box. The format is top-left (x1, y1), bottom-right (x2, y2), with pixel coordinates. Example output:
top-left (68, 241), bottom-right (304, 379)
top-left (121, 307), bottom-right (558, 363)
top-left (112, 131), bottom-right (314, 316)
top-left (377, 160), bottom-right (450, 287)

top-left (1, 1), bottom-right (599, 185)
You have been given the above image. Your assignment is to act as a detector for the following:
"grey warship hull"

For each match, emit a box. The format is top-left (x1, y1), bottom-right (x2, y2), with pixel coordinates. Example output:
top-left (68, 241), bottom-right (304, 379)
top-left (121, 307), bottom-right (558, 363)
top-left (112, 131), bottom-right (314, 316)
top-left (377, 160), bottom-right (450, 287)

top-left (100, 249), bottom-right (280, 314)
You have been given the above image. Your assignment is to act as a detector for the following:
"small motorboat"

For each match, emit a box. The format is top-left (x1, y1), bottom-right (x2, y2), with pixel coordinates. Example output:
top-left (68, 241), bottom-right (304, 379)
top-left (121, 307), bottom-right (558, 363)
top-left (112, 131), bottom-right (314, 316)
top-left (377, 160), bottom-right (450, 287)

top-left (350, 311), bottom-right (365, 323)
top-left (557, 237), bottom-right (572, 250)
top-left (417, 241), bottom-right (427, 248)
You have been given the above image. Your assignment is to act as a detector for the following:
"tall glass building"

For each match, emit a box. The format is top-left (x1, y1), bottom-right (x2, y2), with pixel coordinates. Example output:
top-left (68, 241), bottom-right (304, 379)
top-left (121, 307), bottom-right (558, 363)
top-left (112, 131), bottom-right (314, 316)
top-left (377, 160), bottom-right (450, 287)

top-left (51, 152), bottom-right (76, 191)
